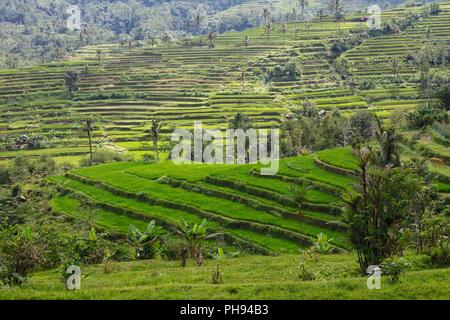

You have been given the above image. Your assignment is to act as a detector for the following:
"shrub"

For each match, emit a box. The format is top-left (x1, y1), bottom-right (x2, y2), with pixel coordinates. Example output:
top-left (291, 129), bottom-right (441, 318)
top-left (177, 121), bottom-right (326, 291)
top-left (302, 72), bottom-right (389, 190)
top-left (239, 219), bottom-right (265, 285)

top-left (0, 226), bottom-right (47, 286)
top-left (312, 233), bottom-right (334, 254)
top-left (80, 149), bottom-right (132, 166)
top-left (406, 104), bottom-right (448, 129)
top-left (0, 166), bottom-right (11, 185)
top-left (159, 237), bottom-right (184, 261)
top-left (264, 60), bottom-right (301, 82)
top-left (381, 257), bottom-right (411, 284)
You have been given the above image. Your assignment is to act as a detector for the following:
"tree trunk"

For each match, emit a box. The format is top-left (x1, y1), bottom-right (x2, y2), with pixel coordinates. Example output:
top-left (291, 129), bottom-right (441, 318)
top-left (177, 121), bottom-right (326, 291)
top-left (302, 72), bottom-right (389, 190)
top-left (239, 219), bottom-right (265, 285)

top-left (87, 129), bottom-right (93, 163)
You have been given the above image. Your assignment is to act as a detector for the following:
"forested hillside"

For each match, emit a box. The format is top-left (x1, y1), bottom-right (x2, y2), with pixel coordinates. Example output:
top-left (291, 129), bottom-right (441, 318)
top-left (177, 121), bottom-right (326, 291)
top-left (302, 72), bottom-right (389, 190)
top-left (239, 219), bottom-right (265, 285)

top-left (0, 0), bottom-right (411, 68)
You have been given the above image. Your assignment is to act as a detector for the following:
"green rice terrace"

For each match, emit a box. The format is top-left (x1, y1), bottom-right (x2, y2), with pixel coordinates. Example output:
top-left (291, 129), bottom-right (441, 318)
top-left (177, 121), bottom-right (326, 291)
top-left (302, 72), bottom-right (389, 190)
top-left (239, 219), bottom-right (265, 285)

top-left (1, 2), bottom-right (449, 165)
top-left (0, 0), bottom-right (449, 301)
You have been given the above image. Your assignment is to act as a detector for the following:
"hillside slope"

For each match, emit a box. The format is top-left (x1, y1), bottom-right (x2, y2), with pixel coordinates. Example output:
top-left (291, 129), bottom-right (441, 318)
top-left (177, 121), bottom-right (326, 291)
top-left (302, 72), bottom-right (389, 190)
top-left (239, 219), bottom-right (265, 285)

top-left (2, 3), bottom-right (449, 166)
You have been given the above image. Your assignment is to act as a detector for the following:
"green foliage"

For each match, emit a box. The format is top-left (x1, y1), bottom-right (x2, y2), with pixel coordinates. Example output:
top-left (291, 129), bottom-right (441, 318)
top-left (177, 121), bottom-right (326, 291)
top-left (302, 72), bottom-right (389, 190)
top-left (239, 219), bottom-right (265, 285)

top-left (298, 248), bottom-right (316, 281)
top-left (437, 84), bottom-right (450, 110)
top-left (127, 221), bottom-right (163, 260)
top-left (0, 225), bottom-right (47, 286)
top-left (264, 59), bottom-right (301, 82)
top-left (176, 219), bottom-right (220, 266)
top-left (79, 149), bottom-right (133, 167)
top-left (312, 233), bottom-right (334, 254)
top-left (381, 257), bottom-right (411, 284)
top-left (343, 111), bottom-right (375, 146)
top-left (0, 166), bottom-right (11, 185)
top-left (159, 237), bottom-right (184, 261)
top-left (406, 104), bottom-right (448, 129)
top-left (281, 113), bottom-right (346, 156)
top-left (228, 112), bottom-right (253, 130)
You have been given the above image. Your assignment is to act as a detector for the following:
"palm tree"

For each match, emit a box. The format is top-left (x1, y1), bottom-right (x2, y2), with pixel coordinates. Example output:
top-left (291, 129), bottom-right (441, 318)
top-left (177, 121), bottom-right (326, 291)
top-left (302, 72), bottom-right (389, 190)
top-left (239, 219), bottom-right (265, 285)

top-left (195, 11), bottom-right (203, 33)
top-left (240, 68), bottom-right (246, 94)
top-left (318, 8), bottom-right (326, 29)
top-left (84, 116), bottom-right (95, 163)
top-left (279, 23), bottom-right (288, 45)
top-left (64, 70), bottom-right (78, 97)
top-left (96, 49), bottom-right (102, 62)
top-left (390, 58), bottom-right (400, 83)
top-left (262, 7), bottom-right (270, 25)
top-left (298, 0), bottom-right (309, 21)
top-left (150, 119), bottom-right (164, 163)
top-left (263, 23), bottom-right (272, 40)
top-left (330, 0), bottom-right (344, 37)
top-left (374, 116), bottom-right (402, 168)
top-left (289, 184), bottom-right (312, 217)
top-left (207, 31), bottom-right (217, 48)
top-left (243, 36), bottom-right (251, 56)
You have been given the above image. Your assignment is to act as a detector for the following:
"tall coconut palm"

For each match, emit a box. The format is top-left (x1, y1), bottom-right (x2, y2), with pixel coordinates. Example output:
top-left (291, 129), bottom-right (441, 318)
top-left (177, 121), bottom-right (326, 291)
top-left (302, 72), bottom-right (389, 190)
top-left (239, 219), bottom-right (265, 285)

top-left (83, 116), bottom-right (95, 163)
top-left (330, 0), bottom-right (345, 37)
top-left (279, 23), bottom-right (288, 45)
top-left (298, 0), bottom-right (309, 21)
top-left (263, 23), bottom-right (272, 40)
top-left (318, 8), bottom-right (326, 29)
top-left (243, 36), bottom-right (251, 56)
top-left (262, 7), bottom-right (270, 25)
top-left (390, 58), bottom-right (401, 83)
top-left (374, 116), bottom-right (402, 168)
top-left (207, 31), bottom-right (217, 48)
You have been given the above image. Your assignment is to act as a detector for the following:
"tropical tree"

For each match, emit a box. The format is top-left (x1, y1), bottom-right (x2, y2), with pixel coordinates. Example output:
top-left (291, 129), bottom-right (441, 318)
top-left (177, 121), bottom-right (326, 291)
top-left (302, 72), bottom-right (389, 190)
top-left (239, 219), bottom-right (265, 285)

top-left (279, 23), bottom-right (288, 44)
top-left (175, 219), bottom-right (220, 266)
top-left (240, 68), bottom-right (246, 94)
top-left (207, 31), bottom-right (217, 48)
top-left (96, 49), bottom-right (102, 62)
top-left (263, 23), bottom-right (272, 40)
top-left (343, 146), bottom-right (412, 272)
top-left (318, 8), bottom-right (326, 29)
top-left (390, 58), bottom-right (401, 83)
top-left (243, 36), bottom-right (251, 56)
top-left (229, 112), bottom-right (253, 130)
top-left (127, 221), bottom-right (163, 260)
top-left (150, 119), bottom-right (164, 163)
top-left (298, 0), bottom-right (309, 21)
top-left (83, 116), bottom-right (95, 163)
top-left (262, 7), bottom-right (270, 25)
top-left (329, 0), bottom-right (344, 37)
top-left (289, 184), bottom-right (310, 215)
top-left (373, 116), bottom-right (402, 168)
top-left (194, 11), bottom-right (204, 33)
top-left (64, 70), bottom-right (79, 97)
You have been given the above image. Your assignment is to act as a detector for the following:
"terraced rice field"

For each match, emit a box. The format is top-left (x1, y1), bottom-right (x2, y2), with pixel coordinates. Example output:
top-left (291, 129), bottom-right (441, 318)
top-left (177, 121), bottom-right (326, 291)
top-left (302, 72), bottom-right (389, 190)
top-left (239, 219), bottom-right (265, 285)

top-left (49, 153), bottom-right (359, 255)
top-left (2, 3), bottom-right (449, 164)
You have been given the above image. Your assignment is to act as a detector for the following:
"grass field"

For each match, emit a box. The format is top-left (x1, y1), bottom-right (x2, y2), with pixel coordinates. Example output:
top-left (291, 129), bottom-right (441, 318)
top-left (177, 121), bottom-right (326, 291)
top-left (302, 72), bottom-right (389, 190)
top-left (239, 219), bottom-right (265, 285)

top-left (1, 253), bottom-right (448, 300)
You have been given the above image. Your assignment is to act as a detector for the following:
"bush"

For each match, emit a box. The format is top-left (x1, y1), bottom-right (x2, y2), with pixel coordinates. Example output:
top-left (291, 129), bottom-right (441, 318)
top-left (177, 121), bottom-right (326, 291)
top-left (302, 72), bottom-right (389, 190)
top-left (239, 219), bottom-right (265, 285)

top-left (264, 60), bottom-right (301, 82)
top-left (34, 155), bottom-right (56, 176)
top-left (0, 166), bottom-right (11, 185)
top-left (0, 226), bottom-right (47, 286)
top-left (381, 257), bottom-right (411, 284)
top-left (159, 237), bottom-right (184, 261)
top-left (406, 104), bottom-right (448, 128)
top-left (80, 149), bottom-right (132, 166)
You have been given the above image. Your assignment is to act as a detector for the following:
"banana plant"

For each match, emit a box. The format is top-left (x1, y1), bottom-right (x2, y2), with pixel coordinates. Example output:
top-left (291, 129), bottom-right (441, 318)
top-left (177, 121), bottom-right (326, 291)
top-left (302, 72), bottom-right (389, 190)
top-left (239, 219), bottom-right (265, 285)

top-left (127, 221), bottom-right (163, 260)
top-left (175, 219), bottom-right (221, 266)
